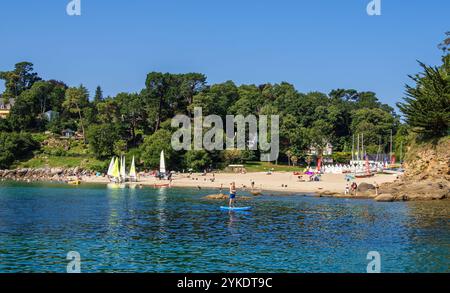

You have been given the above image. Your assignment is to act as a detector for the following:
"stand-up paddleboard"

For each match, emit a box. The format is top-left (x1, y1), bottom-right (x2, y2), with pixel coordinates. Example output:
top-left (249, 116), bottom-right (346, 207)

top-left (220, 206), bottom-right (251, 211)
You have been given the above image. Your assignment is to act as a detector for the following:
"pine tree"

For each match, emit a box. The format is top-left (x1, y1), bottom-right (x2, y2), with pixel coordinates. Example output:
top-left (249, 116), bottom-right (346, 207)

top-left (94, 86), bottom-right (103, 103)
top-left (397, 57), bottom-right (450, 138)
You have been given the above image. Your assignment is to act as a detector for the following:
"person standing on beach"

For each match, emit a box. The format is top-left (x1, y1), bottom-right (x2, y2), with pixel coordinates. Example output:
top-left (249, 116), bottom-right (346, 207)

top-left (229, 182), bottom-right (237, 207)
top-left (374, 181), bottom-right (379, 196)
top-left (351, 182), bottom-right (358, 196)
top-left (345, 183), bottom-right (350, 195)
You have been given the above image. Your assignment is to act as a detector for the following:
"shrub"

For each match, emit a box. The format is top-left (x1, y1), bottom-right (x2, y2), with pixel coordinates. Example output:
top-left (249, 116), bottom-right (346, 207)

top-left (0, 132), bottom-right (39, 169)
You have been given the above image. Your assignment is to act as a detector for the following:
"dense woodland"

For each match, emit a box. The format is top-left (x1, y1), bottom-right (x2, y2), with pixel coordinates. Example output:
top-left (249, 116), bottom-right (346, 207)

top-left (0, 34), bottom-right (448, 171)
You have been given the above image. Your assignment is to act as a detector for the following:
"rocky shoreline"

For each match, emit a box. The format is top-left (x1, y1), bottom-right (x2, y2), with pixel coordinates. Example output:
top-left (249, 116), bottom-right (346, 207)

top-left (203, 180), bottom-right (449, 202)
top-left (0, 167), bottom-right (448, 202)
top-left (0, 167), bottom-right (93, 182)
top-left (316, 180), bottom-right (449, 202)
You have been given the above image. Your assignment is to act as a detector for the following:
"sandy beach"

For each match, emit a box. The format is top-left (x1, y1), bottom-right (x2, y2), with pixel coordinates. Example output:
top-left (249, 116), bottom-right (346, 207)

top-left (82, 171), bottom-right (399, 195)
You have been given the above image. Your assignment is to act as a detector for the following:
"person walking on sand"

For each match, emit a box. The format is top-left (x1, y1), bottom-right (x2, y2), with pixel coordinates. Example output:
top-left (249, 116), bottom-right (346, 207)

top-left (229, 182), bottom-right (237, 207)
top-left (345, 183), bottom-right (350, 195)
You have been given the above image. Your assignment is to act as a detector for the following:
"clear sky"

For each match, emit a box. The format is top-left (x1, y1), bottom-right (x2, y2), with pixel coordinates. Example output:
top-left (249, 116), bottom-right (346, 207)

top-left (0, 0), bottom-right (448, 109)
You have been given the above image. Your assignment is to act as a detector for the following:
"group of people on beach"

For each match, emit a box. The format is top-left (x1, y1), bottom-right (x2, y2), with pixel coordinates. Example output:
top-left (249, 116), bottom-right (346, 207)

top-left (345, 182), bottom-right (358, 196)
top-left (345, 181), bottom-right (380, 196)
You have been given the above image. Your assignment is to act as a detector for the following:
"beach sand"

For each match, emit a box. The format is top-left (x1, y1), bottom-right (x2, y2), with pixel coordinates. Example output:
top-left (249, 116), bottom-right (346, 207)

top-left (82, 171), bottom-right (399, 195)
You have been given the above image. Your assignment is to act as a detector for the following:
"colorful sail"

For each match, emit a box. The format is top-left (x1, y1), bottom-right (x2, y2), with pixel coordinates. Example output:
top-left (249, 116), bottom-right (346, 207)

top-left (129, 156), bottom-right (136, 179)
top-left (107, 157), bottom-right (115, 176)
top-left (160, 150), bottom-right (166, 174)
top-left (120, 155), bottom-right (126, 179)
top-left (111, 157), bottom-right (120, 178)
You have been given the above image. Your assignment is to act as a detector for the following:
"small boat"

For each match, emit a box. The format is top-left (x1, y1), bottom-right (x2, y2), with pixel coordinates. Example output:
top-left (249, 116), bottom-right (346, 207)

top-left (355, 173), bottom-right (374, 178)
top-left (153, 183), bottom-right (170, 188)
top-left (354, 156), bottom-right (374, 178)
top-left (68, 180), bottom-right (81, 185)
top-left (383, 168), bottom-right (405, 175)
top-left (107, 183), bottom-right (120, 189)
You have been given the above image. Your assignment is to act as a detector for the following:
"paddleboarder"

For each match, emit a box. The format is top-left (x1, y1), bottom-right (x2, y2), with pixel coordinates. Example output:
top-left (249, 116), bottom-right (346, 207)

top-left (229, 182), bottom-right (237, 207)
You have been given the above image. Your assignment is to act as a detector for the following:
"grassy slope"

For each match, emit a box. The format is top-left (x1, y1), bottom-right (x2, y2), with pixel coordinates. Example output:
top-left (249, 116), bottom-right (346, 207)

top-left (11, 133), bottom-right (105, 171)
top-left (14, 155), bottom-right (104, 170)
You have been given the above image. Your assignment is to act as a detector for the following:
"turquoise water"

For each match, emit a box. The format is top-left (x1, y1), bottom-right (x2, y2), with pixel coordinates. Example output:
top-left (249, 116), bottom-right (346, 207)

top-left (0, 181), bottom-right (448, 273)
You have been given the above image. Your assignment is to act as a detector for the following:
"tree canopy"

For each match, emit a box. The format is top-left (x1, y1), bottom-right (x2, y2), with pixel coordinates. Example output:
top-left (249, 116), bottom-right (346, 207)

top-left (397, 58), bottom-right (450, 138)
top-left (1, 59), bottom-right (428, 170)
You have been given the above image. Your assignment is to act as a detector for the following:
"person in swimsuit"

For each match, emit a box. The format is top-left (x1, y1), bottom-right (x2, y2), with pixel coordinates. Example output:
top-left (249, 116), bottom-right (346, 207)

top-left (351, 182), bottom-right (358, 196)
top-left (229, 182), bottom-right (237, 207)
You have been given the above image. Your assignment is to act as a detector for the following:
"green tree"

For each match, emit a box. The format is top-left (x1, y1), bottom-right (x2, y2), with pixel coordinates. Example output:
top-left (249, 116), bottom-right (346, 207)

top-left (140, 129), bottom-right (177, 169)
top-left (0, 62), bottom-right (41, 99)
top-left (230, 85), bottom-right (266, 116)
top-left (142, 72), bottom-right (173, 131)
top-left (93, 86), bottom-right (104, 103)
top-left (180, 73), bottom-right (207, 110)
top-left (8, 80), bottom-right (67, 131)
top-left (183, 150), bottom-right (212, 171)
top-left (437, 31), bottom-right (450, 55)
top-left (8, 90), bottom-right (37, 130)
top-left (96, 98), bottom-right (120, 124)
top-left (113, 139), bottom-right (128, 156)
top-left (86, 124), bottom-right (121, 159)
top-left (0, 132), bottom-right (38, 168)
top-left (397, 60), bottom-right (450, 138)
top-left (222, 149), bottom-right (244, 164)
top-left (63, 85), bottom-right (90, 143)
top-left (116, 92), bottom-right (146, 146)
top-left (350, 108), bottom-right (398, 147)
top-left (307, 119), bottom-right (333, 158)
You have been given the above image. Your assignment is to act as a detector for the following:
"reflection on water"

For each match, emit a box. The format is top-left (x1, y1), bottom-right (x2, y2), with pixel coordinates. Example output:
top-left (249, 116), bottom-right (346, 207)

top-left (0, 181), bottom-right (448, 272)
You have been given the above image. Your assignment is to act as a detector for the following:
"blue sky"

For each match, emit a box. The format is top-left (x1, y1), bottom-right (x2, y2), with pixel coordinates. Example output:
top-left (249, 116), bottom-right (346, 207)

top-left (0, 0), bottom-right (448, 109)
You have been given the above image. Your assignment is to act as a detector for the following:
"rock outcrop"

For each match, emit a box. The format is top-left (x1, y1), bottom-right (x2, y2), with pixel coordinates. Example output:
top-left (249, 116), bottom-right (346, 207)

top-left (357, 182), bottom-right (375, 192)
top-left (379, 137), bottom-right (450, 201)
top-left (379, 180), bottom-right (449, 201)
top-left (402, 137), bottom-right (450, 182)
top-left (203, 194), bottom-right (252, 200)
top-left (374, 194), bottom-right (394, 202)
top-left (0, 167), bottom-right (92, 182)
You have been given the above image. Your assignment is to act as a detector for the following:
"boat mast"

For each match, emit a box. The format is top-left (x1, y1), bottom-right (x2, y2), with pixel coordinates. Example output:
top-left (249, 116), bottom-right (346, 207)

top-left (390, 129), bottom-right (393, 163)
top-left (357, 133), bottom-right (360, 161)
top-left (376, 136), bottom-right (381, 162)
top-left (351, 134), bottom-right (355, 161)
top-left (362, 133), bottom-right (365, 160)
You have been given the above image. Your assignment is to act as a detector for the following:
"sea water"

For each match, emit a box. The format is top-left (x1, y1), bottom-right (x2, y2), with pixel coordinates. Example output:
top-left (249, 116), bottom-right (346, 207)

top-left (0, 181), bottom-right (448, 272)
